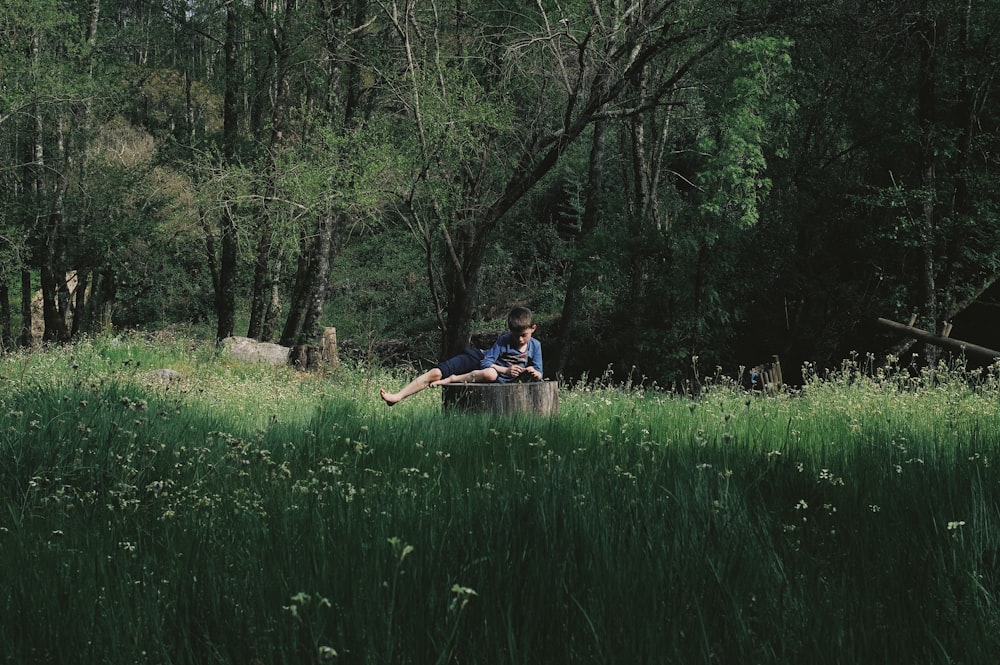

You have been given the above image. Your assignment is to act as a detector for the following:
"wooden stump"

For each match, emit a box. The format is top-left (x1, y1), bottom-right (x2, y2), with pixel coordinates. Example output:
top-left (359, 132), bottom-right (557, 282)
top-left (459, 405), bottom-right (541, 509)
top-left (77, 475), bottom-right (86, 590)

top-left (441, 381), bottom-right (559, 416)
top-left (321, 327), bottom-right (340, 367)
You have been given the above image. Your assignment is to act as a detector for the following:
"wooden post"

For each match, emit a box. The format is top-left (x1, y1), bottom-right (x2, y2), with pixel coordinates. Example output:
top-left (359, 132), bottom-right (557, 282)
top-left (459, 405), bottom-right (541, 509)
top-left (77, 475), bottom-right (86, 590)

top-left (321, 327), bottom-right (340, 367)
top-left (762, 355), bottom-right (783, 392)
top-left (441, 381), bottom-right (559, 416)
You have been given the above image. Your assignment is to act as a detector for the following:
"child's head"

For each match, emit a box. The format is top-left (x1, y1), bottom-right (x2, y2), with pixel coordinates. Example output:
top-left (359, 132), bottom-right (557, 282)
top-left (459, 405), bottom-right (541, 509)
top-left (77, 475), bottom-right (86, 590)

top-left (506, 306), bottom-right (537, 346)
top-left (506, 306), bottom-right (535, 332)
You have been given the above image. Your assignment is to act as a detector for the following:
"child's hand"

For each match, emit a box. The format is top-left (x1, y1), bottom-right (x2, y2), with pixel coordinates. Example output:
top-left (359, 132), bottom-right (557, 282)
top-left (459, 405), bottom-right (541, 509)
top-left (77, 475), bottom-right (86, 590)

top-left (525, 367), bottom-right (542, 380)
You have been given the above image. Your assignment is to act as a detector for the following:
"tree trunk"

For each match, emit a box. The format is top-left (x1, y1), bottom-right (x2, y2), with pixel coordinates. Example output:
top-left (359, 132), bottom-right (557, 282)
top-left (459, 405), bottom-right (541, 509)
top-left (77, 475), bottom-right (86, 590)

top-left (83, 268), bottom-right (116, 335)
top-left (36, 116), bottom-right (69, 343)
top-left (916, 4), bottom-right (939, 363)
top-left (86, 0), bottom-right (100, 48)
top-left (40, 256), bottom-right (70, 342)
top-left (625, 93), bottom-right (649, 311)
top-left (298, 211), bottom-right (336, 344)
top-left (0, 281), bottom-right (12, 352)
top-left (558, 119), bottom-right (607, 377)
top-left (690, 238), bottom-right (710, 362)
top-left (247, 0), bottom-right (293, 341)
top-left (281, 227), bottom-right (313, 344)
top-left (249, 0), bottom-right (272, 140)
top-left (262, 260), bottom-right (282, 342)
top-left (18, 269), bottom-right (32, 347)
top-left (29, 26), bottom-right (71, 344)
top-left (216, 205), bottom-right (238, 343)
top-left (280, 211), bottom-right (337, 347)
top-left (622, 69), bottom-right (672, 315)
top-left (441, 232), bottom-right (479, 358)
top-left (201, 207), bottom-right (220, 302)
top-left (940, 0), bottom-right (986, 318)
top-left (441, 381), bottom-right (559, 416)
top-left (71, 268), bottom-right (89, 337)
top-left (215, 1), bottom-right (240, 343)
top-left (247, 224), bottom-right (273, 340)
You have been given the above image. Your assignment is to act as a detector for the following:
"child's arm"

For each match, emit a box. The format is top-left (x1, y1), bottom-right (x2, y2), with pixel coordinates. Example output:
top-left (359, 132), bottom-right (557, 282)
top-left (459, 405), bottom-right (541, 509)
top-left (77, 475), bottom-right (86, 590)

top-left (482, 333), bottom-right (524, 379)
top-left (526, 339), bottom-right (543, 380)
top-left (480, 334), bottom-right (506, 369)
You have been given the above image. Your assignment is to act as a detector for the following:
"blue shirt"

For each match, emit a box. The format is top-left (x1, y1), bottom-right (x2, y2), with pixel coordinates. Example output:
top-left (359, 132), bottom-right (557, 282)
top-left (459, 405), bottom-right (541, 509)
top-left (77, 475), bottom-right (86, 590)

top-left (481, 333), bottom-right (543, 383)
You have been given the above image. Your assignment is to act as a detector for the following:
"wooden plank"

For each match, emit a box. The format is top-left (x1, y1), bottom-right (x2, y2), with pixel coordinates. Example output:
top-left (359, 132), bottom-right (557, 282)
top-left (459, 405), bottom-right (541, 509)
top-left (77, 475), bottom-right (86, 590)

top-left (876, 317), bottom-right (1000, 359)
top-left (761, 354), bottom-right (783, 392)
top-left (441, 381), bottom-right (559, 416)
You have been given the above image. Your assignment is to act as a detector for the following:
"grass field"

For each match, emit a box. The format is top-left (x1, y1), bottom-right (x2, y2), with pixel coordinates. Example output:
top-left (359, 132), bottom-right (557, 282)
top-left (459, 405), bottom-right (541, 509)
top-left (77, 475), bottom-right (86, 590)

top-left (2, 334), bottom-right (999, 664)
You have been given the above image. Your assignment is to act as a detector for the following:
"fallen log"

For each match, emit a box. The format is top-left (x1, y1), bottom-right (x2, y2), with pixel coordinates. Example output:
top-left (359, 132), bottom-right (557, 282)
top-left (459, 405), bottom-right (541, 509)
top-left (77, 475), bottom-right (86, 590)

top-left (876, 317), bottom-right (1000, 360)
top-left (441, 381), bottom-right (559, 416)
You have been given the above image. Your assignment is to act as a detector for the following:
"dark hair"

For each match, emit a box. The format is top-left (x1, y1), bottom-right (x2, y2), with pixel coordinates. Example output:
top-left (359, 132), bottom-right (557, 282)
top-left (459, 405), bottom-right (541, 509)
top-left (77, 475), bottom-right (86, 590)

top-left (507, 306), bottom-right (534, 331)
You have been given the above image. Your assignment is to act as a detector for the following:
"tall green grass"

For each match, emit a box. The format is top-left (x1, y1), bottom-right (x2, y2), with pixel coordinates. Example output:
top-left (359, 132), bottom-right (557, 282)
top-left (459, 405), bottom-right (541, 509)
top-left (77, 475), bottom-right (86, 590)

top-left (2, 337), bottom-right (999, 663)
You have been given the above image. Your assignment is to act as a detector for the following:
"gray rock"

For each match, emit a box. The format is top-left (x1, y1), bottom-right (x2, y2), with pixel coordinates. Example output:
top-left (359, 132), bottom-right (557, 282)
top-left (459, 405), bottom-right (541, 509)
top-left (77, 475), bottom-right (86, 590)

top-left (145, 368), bottom-right (183, 382)
top-left (221, 336), bottom-right (291, 366)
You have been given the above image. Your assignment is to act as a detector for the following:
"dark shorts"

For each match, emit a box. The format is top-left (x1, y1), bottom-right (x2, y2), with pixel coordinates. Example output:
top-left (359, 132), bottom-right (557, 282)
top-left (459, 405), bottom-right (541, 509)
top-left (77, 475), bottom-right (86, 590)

top-left (436, 348), bottom-right (485, 378)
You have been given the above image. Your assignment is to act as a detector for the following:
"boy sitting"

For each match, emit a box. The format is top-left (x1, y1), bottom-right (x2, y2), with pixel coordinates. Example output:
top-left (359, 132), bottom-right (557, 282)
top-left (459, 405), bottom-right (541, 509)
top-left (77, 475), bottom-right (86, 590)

top-left (432, 306), bottom-right (542, 386)
top-left (379, 306), bottom-right (542, 406)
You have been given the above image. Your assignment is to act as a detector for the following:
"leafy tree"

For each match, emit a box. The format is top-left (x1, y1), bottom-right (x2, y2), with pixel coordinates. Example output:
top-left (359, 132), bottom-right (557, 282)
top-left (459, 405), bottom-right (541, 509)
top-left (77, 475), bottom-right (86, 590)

top-left (745, 0), bottom-right (1000, 372)
top-left (375, 0), bottom-right (791, 359)
top-left (0, 210), bottom-right (24, 349)
top-left (274, 0), bottom-right (379, 348)
top-left (0, 0), bottom-right (124, 343)
top-left (547, 32), bottom-right (797, 384)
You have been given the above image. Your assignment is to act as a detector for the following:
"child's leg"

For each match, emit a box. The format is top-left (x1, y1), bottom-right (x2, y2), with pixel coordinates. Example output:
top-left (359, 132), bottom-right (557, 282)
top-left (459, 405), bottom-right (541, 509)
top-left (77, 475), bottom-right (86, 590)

top-left (432, 367), bottom-right (498, 386)
top-left (381, 350), bottom-right (486, 405)
top-left (380, 367), bottom-right (443, 406)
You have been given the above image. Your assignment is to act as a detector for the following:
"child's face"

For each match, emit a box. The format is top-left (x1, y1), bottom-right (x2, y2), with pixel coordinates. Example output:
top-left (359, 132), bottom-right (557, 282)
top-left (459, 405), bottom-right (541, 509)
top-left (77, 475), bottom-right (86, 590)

top-left (510, 325), bottom-right (536, 348)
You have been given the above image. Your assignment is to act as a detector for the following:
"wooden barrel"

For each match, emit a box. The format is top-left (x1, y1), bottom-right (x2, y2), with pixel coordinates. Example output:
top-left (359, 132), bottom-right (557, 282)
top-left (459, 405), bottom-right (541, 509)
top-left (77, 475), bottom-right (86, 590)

top-left (441, 381), bottom-right (559, 416)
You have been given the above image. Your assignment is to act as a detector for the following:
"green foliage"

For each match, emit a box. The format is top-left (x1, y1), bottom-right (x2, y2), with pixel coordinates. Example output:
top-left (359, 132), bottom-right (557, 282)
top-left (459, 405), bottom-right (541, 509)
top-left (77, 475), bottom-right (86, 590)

top-left (135, 68), bottom-right (223, 141)
top-left (328, 224), bottom-right (437, 346)
top-left (68, 118), bottom-right (219, 329)
top-left (5, 0), bottom-right (1000, 398)
top-left (696, 36), bottom-right (797, 230)
top-left (0, 209), bottom-right (26, 283)
top-left (277, 121), bottom-right (397, 223)
top-left (375, 40), bottom-right (520, 226)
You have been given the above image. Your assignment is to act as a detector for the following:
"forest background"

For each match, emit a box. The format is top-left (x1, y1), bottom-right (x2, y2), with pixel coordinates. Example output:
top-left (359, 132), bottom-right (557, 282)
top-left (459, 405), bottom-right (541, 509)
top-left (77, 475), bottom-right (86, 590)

top-left (2, 0), bottom-right (1000, 387)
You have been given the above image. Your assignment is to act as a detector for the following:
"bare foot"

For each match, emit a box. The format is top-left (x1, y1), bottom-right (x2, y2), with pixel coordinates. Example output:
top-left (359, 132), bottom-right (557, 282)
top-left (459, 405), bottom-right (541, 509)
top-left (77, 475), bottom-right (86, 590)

top-left (380, 389), bottom-right (401, 406)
